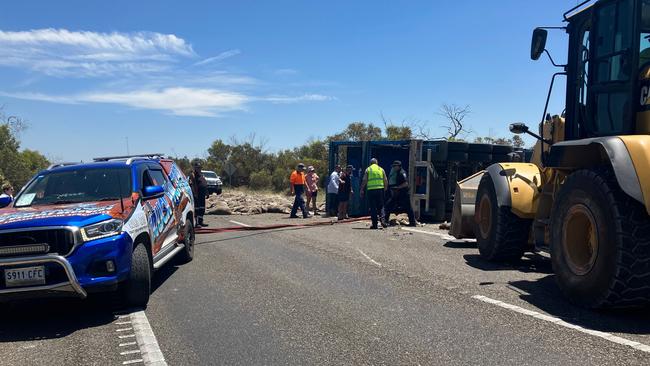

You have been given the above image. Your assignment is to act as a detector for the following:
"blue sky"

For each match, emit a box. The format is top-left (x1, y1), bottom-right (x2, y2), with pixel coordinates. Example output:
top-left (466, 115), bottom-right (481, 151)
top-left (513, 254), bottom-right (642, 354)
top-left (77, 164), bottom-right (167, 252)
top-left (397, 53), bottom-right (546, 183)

top-left (1, 0), bottom-right (574, 162)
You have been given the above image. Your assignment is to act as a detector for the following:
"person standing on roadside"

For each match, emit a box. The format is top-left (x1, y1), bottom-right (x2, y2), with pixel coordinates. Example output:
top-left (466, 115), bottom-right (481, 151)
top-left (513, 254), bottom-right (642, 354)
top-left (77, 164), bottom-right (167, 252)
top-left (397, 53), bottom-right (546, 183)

top-left (290, 163), bottom-right (311, 219)
top-left (189, 161), bottom-right (209, 227)
top-left (360, 158), bottom-right (388, 229)
top-left (0, 183), bottom-right (14, 208)
top-left (326, 165), bottom-right (341, 217)
top-left (384, 160), bottom-right (416, 227)
top-left (305, 166), bottom-right (320, 215)
top-left (337, 165), bottom-right (354, 220)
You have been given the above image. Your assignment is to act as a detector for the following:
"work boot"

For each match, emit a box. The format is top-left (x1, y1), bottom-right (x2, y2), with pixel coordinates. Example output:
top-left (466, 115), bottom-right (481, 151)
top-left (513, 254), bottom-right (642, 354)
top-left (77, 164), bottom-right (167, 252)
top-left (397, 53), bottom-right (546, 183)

top-left (380, 220), bottom-right (388, 228)
top-left (289, 215), bottom-right (299, 219)
top-left (198, 218), bottom-right (209, 227)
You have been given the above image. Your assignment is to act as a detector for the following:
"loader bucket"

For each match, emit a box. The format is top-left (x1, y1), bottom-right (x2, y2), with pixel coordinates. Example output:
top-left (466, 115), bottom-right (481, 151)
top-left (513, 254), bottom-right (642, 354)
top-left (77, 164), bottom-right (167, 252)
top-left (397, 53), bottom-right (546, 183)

top-left (449, 171), bottom-right (485, 239)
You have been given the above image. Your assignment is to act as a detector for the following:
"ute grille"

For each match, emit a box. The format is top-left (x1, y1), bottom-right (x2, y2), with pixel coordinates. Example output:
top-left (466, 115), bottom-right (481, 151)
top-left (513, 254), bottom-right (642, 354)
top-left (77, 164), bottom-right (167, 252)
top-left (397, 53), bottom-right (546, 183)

top-left (0, 229), bottom-right (76, 257)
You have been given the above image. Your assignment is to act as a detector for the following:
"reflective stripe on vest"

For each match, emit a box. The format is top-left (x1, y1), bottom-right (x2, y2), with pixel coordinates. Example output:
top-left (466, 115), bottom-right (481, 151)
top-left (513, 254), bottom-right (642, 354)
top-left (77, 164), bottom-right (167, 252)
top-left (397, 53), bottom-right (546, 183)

top-left (366, 164), bottom-right (384, 190)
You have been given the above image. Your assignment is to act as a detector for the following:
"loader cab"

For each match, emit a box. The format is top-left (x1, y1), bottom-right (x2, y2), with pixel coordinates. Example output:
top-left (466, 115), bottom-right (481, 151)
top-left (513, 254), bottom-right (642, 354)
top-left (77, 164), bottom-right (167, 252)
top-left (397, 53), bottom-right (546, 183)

top-left (560, 0), bottom-right (650, 139)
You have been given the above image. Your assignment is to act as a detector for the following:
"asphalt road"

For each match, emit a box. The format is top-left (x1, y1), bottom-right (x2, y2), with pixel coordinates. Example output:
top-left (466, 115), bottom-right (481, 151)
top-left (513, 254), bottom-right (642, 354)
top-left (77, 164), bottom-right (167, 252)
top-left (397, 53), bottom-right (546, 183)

top-left (1, 213), bottom-right (650, 365)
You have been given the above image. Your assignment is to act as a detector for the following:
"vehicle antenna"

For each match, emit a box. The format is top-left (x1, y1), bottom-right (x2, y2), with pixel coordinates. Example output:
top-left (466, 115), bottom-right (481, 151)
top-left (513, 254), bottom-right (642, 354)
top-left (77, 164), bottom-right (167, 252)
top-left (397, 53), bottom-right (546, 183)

top-left (116, 170), bottom-right (125, 213)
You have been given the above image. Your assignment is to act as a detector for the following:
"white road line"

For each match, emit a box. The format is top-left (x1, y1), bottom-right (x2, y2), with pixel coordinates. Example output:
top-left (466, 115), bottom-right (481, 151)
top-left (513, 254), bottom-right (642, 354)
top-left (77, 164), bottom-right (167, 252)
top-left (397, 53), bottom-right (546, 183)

top-left (357, 249), bottom-right (382, 267)
top-left (123, 359), bottom-right (144, 365)
top-left (229, 220), bottom-right (251, 227)
top-left (120, 342), bottom-right (138, 347)
top-left (472, 295), bottom-right (650, 354)
top-left (119, 334), bottom-right (136, 339)
top-left (116, 321), bottom-right (132, 325)
top-left (401, 227), bottom-right (459, 241)
top-left (116, 328), bottom-right (133, 332)
top-left (129, 310), bottom-right (168, 366)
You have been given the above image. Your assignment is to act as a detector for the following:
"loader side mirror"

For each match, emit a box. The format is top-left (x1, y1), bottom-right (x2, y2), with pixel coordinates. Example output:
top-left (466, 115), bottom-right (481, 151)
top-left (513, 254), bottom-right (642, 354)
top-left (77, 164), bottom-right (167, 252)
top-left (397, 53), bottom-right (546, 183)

top-left (509, 123), bottom-right (529, 134)
top-left (531, 28), bottom-right (548, 60)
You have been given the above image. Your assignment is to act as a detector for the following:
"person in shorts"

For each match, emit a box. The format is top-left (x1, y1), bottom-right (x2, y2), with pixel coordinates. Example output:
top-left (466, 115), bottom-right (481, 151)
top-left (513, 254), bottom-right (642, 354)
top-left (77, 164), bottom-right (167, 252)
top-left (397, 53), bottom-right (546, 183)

top-left (305, 166), bottom-right (320, 215)
top-left (337, 165), bottom-right (354, 220)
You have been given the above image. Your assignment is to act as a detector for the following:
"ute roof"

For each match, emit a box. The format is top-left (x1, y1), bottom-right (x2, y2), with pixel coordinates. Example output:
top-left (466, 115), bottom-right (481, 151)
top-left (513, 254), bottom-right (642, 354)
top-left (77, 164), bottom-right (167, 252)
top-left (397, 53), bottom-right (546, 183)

top-left (43, 159), bottom-right (160, 174)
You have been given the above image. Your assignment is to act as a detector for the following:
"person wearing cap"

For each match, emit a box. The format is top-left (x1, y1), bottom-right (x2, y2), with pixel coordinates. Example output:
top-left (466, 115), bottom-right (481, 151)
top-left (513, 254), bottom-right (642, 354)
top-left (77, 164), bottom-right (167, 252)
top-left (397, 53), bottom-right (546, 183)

top-left (326, 165), bottom-right (342, 217)
top-left (360, 158), bottom-right (388, 229)
top-left (0, 183), bottom-right (14, 208)
top-left (305, 166), bottom-right (320, 215)
top-left (337, 165), bottom-right (354, 220)
top-left (289, 163), bottom-right (310, 219)
top-left (384, 160), bottom-right (416, 227)
top-left (189, 160), bottom-right (209, 227)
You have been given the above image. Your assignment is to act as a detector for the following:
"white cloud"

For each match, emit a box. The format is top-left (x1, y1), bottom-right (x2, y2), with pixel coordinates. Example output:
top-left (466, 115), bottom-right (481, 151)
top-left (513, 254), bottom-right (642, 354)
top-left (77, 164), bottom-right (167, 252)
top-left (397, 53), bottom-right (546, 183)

top-left (0, 28), bottom-right (195, 77)
top-left (0, 87), bottom-right (248, 117)
top-left (194, 49), bottom-right (241, 66)
top-left (0, 89), bottom-right (335, 116)
top-left (263, 94), bottom-right (336, 104)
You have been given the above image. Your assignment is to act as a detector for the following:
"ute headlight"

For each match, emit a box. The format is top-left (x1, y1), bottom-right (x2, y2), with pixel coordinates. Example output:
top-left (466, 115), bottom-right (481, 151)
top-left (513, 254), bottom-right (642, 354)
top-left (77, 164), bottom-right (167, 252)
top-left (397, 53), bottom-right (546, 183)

top-left (81, 219), bottom-right (124, 242)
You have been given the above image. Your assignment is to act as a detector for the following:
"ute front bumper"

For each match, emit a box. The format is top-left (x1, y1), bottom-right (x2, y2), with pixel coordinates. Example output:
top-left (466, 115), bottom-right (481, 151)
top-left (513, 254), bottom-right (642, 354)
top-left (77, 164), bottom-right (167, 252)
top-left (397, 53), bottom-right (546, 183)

top-left (0, 232), bottom-right (133, 301)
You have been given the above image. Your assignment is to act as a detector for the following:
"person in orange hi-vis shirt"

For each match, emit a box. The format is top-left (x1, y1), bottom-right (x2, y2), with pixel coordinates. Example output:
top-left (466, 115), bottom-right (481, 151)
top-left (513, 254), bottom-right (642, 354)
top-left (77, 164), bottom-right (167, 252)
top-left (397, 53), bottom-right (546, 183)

top-left (289, 163), bottom-right (311, 218)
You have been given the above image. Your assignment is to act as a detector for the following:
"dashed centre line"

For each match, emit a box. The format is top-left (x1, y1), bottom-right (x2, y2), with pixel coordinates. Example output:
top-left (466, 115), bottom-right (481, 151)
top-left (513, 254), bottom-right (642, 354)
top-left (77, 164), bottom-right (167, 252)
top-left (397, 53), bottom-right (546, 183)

top-left (229, 220), bottom-right (251, 227)
top-left (472, 295), bottom-right (650, 354)
top-left (357, 249), bottom-right (382, 267)
top-left (401, 227), bottom-right (458, 241)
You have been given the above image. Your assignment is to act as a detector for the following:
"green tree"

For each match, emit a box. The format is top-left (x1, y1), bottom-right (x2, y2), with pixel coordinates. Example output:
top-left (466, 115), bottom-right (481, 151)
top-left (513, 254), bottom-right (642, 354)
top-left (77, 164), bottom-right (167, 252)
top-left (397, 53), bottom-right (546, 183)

top-left (385, 125), bottom-right (412, 140)
top-left (0, 125), bottom-right (30, 187)
top-left (512, 135), bottom-right (525, 149)
top-left (21, 149), bottom-right (49, 176)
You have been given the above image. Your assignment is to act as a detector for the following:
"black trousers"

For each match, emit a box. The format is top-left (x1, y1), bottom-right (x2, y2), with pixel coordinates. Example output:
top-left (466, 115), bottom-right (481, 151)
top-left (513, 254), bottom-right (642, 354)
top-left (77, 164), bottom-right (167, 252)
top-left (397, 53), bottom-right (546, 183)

top-left (366, 189), bottom-right (386, 228)
top-left (385, 189), bottom-right (415, 225)
top-left (327, 193), bottom-right (339, 216)
top-left (194, 191), bottom-right (206, 222)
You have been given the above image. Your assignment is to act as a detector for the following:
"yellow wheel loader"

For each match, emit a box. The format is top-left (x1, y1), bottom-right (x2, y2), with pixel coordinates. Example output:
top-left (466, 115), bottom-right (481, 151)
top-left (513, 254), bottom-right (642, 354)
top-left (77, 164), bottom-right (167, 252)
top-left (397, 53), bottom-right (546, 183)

top-left (450, 0), bottom-right (650, 308)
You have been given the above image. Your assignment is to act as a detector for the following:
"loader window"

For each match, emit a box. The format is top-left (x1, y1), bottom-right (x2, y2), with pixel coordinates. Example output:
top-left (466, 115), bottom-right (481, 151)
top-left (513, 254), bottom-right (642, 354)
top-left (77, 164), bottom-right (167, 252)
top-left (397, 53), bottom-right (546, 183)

top-left (588, 0), bottom-right (635, 136)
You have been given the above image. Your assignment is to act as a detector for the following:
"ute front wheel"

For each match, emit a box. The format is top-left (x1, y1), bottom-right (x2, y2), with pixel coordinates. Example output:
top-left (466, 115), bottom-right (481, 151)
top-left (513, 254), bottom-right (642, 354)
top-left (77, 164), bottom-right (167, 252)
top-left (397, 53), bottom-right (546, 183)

top-left (118, 242), bottom-right (151, 308)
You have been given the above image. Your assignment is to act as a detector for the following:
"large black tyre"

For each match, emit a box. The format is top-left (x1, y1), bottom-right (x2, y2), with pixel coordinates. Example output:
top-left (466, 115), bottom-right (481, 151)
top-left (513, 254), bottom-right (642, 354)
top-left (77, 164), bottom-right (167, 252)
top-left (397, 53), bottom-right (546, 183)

top-left (550, 169), bottom-right (650, 308)
top-left (468, 152), bottom-right (492, 162)
top-left (448, 141), bottom-right (469, 152)
top-left (468, 143), bottom-right (493, 153)
top-left (447, 151), bottom-right (468, 162)
top-left (120, 243), bottom-right (151, 308)
top-left (474, 174), bottom-right (532, 262)
top-left (492, 145), bottom-right (513, 155)
top-left (177, 220), bottom-right (195, 264)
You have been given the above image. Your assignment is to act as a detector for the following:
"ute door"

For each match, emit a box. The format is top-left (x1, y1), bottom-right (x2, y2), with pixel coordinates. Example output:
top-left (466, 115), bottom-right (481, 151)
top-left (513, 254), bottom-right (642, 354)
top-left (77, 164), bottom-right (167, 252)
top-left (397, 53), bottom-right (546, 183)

top-left (587, 0), bottom-right (638, 136)
top-left (142, 165), bottom-right (177, 256)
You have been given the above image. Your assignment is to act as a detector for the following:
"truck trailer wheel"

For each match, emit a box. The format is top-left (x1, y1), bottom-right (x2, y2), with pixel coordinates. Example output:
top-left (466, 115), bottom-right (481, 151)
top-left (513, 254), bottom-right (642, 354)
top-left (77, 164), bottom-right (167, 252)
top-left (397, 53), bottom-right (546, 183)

top-left (474, 174), bottom-right (531, 262)
top-left (550, 169), bottom-right (650, 308)
top-left (119, 242), bottom-right (151, 308)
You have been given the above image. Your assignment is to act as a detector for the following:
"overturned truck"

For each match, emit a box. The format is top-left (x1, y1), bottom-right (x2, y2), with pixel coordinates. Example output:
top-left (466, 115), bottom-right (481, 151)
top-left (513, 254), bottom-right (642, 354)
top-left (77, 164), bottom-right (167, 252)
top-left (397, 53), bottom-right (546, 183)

top-left (328, 139), bottom-right (529, 221)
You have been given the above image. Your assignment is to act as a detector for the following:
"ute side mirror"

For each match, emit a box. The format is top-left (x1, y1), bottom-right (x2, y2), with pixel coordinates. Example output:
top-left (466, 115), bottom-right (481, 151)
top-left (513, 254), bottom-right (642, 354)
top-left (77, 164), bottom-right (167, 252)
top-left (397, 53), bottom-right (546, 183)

top-left (143, 185), bottom-right (164, 199)
top-left (531, 28), bottom-right (548, 60)
top-left (509, 123), bottom-right (529, 134)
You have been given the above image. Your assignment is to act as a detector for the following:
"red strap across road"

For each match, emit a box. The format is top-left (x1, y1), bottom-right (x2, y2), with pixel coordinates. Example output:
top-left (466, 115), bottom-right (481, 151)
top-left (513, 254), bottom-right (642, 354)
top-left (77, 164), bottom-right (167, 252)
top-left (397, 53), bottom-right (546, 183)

top-left (195, 216), bottom-right (371, 234)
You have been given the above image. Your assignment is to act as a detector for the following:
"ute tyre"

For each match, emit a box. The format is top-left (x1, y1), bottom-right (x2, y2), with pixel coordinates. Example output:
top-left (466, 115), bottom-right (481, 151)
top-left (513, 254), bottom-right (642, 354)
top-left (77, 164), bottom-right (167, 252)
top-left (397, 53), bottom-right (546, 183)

top-left (177, 220), bottom-right (195, 264)
top-left (550, 169), bottom-right (650, 308)
top-left (120, 243), bottom-right (151, 308)
top-left (474, 174), bottom-right (531, 262)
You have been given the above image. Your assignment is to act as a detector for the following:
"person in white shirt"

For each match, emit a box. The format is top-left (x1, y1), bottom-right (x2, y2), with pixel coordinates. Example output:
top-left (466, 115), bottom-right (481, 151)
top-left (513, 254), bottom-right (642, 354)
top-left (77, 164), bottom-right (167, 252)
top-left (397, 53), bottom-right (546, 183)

top-left (0, 183), bottom-right (14, 208)
top-left (326, 165), bottom-right (341, 217)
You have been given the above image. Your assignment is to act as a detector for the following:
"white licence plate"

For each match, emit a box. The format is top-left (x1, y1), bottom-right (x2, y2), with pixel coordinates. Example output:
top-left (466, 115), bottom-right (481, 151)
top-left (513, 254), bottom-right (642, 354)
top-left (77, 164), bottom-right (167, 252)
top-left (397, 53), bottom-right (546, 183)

top-left (4, 266), bottom-right (45, 287)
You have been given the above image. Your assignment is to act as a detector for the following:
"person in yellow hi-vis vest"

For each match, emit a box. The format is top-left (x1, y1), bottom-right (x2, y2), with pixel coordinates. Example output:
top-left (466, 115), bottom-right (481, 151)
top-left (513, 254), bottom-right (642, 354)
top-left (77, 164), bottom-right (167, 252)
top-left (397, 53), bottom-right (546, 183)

top-left (360, 158), bottom-right (388, 229)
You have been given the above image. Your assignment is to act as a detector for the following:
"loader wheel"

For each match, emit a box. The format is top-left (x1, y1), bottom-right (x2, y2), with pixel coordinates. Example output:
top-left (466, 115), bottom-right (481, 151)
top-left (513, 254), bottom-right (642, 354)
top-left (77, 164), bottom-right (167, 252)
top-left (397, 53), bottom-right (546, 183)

top-left (474, 174), bottom-right (531, 262)
top-left (550, 169), bottom-right (650, 308)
